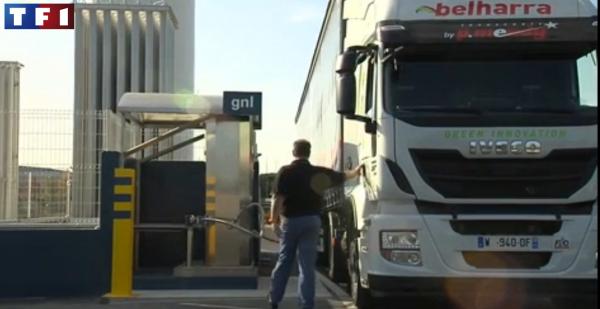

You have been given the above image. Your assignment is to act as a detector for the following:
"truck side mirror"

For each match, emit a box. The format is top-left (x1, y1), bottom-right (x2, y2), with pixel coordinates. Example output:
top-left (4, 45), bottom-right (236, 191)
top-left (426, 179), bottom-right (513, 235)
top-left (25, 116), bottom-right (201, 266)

top-left (336, 49), bottom-right (363, 116)
top-left (336, 71), bottom-right (356, 116)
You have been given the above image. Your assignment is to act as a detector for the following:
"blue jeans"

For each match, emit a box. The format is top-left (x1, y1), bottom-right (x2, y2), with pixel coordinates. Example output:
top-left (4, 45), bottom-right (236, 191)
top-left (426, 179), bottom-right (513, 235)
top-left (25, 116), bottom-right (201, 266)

top-left (270, 215), bottom-right (321, 309)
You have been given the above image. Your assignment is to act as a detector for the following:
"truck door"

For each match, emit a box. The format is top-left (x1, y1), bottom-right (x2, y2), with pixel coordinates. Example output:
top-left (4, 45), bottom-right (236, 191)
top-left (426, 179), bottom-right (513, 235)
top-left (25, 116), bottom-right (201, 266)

top-left (353, 56), bottom-right (377, 178)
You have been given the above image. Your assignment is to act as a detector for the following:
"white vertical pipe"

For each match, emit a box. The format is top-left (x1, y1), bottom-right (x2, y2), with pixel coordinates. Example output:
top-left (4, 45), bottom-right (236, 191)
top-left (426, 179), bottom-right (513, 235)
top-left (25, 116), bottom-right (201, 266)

top-left (84, 9), bottom-right (100, 218)
top-left (27, 172), bottom-right (32, 219)
top-left (5, 66), bottom-right (13, 219)
top-left (12, 67), bottom-right (20, 219)
top-left (66, 178), bottom-right (71, 218)
top-left (0, 63), bottom-right (21, 220)
top-left (144, 10), bottom-right (155, 93)
top-left (0, 67), bottom-right (7, 219)
top-left (158, 11), bottom-right (167, 93)
top-left (144, 10), bottom-right (157, 157)
top-left (103, 9), bottom-right (122, 153)
top-left (157, 11), bottom-right (173, 160)
top-left (73, 8), bottom-right (86, 218)
top-left (116, 10), bottom-right (131, 120)
top-left (130, 10), bottom-right (143, 93)
top-left (5, 65), bottom-right (17, 220)
top-left (167, 0), bottom-right (194, 161)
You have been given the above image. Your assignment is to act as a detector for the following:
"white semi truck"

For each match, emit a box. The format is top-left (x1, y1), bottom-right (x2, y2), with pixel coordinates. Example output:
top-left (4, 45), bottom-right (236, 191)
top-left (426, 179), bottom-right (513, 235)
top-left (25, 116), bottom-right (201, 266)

top-left (295, 0), bottom-right (598, 307)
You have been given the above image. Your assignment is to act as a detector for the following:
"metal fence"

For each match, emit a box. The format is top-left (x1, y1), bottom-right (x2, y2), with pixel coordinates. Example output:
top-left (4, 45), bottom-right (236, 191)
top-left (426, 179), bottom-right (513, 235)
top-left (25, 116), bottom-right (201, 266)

top-left (0, 109), bottom-right (141, 226)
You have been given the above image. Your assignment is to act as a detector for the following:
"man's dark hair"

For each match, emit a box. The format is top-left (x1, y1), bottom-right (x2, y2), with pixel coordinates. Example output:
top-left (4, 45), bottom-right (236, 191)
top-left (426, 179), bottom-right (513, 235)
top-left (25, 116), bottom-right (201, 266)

top-left (293, 139), bottom-right (311, 158)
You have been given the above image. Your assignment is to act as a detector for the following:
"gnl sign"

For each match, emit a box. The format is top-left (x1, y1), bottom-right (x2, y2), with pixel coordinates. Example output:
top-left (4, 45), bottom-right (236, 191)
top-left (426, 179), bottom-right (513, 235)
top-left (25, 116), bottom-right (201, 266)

top-left (223, 91), bottom-right (262, 129)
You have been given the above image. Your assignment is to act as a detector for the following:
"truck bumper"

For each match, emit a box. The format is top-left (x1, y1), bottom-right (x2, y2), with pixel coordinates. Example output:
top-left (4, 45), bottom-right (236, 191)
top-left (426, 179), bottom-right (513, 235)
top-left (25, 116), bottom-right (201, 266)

top-left (369, 275), bottom-right (598, 299)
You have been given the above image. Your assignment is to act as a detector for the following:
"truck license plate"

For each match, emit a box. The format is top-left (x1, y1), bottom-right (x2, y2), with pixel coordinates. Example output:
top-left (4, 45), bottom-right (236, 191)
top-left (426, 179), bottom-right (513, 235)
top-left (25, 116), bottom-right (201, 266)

top-left (477, 236), bottom-right (540, 250)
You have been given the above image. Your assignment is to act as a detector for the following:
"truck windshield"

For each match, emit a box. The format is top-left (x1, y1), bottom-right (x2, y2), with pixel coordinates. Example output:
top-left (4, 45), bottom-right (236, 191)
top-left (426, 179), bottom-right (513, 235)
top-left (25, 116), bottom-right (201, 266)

top-left (384, 58), bottom-right (597, 115)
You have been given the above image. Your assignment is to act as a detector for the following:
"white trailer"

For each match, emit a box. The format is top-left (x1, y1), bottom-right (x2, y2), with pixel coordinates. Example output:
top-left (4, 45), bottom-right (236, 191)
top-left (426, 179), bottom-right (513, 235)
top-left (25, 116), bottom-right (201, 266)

top-left (0, 62), bottom-right (22, 220)
top-left (296, 1), bottom-right (598, 307)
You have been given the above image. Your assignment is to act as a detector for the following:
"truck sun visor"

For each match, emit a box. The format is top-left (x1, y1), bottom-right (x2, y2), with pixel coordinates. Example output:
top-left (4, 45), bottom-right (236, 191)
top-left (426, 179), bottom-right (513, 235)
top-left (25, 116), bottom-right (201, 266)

top-left (377, 17), bottom-right (598, 46)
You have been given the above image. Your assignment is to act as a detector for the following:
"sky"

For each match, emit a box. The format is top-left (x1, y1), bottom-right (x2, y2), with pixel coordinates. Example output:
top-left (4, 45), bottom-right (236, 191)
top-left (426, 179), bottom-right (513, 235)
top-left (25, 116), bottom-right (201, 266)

top-left (193, 0), bottom-right (328, 172)
top-left (0, 0), bottom-right (327, 172)
top-left (0, 0), bottom-right (598, 172)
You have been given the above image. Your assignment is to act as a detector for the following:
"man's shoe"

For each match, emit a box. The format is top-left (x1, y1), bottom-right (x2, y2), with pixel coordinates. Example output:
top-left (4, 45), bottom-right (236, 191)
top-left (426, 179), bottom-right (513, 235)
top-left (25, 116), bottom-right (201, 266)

top-left (267, 294), bottom-right (277, 309)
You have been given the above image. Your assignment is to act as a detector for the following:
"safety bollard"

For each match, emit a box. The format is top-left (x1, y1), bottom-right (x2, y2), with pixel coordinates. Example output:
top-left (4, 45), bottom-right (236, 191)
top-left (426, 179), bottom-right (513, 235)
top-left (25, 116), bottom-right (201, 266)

top-left (105, 167), bottom-right (136, 298)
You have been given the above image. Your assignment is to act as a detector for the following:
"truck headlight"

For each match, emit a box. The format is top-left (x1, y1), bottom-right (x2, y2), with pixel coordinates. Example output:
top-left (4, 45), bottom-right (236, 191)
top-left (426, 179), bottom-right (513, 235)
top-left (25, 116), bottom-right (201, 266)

top-left (381, 250), bottom-right (423, 266)
top-left (381, 231), bottom-right (420, 250)
top-left (380, 231), bottom-right (422, 267)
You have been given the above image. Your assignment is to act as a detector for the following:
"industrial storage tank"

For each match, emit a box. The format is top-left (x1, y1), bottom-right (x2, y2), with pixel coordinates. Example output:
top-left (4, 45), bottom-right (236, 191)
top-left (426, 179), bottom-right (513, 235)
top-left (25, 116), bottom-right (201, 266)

top-left (71, 0), bottom-right (184, 217)
top-left (0, 62), bottom-right (22, 220)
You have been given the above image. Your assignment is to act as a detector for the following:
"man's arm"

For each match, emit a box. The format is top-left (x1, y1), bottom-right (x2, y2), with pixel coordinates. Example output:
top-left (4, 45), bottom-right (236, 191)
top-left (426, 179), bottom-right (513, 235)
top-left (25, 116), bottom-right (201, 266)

top-left (271, 194), bottom-right (285, 225)
top-left (343, 164), bottom-right (364, 180)
top-left (271, 167), bottom-right (286, 226)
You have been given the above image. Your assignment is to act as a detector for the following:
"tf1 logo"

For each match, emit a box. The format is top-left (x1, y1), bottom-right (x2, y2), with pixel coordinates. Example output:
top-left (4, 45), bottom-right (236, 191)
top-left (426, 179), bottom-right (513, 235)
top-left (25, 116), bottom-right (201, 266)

top-left (4, 3), bottom-right (74, 29)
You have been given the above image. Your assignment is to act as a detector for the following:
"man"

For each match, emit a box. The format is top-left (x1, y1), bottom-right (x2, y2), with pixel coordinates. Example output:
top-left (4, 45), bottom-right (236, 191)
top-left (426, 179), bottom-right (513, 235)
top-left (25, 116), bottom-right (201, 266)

top-left (269, 139), bottom-right (362, 309)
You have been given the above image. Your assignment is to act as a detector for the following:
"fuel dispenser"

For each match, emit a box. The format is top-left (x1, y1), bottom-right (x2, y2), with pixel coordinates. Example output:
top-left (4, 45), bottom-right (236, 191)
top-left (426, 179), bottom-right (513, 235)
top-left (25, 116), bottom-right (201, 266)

top-left (108, 92), bottom-right (273, 295)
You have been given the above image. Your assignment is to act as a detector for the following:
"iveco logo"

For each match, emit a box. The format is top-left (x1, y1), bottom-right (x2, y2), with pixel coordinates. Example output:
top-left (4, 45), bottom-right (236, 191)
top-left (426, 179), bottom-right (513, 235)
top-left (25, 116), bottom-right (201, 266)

top-left (469, 140), bottom-right (542, 155)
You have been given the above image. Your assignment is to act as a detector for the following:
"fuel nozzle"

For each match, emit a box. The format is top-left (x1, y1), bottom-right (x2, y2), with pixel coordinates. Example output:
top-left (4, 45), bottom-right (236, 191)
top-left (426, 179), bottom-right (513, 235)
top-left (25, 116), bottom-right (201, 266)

top-left (184, 214), bottom-right (199, 226)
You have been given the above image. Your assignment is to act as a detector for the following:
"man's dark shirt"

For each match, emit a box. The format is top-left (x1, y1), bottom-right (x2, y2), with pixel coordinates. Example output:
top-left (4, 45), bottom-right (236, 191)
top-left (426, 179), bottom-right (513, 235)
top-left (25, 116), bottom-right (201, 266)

top-left (275, 159), bottom-right (345, 218)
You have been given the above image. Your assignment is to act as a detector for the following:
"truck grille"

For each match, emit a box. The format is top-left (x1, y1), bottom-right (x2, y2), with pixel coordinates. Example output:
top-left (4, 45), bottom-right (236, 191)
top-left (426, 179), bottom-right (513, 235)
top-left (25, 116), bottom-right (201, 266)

top-left (463, 252), bottom-right (552, 269)
top-left (410, 149), bottom-right (597, 199)
top-left (416, 201), bottom-right (595, 216)
top-left (450, 220), bottom-right (562, 236)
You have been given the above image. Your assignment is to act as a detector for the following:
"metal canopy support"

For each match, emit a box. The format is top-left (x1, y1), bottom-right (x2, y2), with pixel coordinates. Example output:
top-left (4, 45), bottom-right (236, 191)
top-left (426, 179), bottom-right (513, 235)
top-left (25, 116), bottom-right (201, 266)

top-left (141, 134), bottom-right (205, 163)
top-left (125, 114), bottom-right (212, 157)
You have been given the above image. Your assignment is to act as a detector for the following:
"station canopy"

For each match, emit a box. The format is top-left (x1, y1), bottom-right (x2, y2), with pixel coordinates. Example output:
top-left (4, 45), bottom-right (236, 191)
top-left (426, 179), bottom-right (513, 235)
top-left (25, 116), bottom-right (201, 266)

top-left (118, 93), bottom-right (223, 127)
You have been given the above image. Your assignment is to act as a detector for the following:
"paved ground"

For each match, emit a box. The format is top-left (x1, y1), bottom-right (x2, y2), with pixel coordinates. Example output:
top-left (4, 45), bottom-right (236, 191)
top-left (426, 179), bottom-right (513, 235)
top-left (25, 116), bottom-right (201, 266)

top-left (0, 273), bottom-right (354, 309)
top-left (0, 298), bottom-right (353, 309)
top-left (1, 295), bottom-right (593, 309)
top-left (0, 226), bottom-right (595, 309)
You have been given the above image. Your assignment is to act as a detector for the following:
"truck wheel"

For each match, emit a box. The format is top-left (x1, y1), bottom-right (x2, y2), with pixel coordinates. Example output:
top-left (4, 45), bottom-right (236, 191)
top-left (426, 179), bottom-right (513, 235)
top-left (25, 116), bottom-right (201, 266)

top-left (348, 240), bottom-right (373, 309)
top-left (328, 238), bottom-right (349, 283)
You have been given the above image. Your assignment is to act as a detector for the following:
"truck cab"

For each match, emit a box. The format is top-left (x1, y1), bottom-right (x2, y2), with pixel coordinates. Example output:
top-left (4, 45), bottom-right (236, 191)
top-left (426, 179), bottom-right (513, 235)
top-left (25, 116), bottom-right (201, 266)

top-left (298, 0), bottom-right (598, 307)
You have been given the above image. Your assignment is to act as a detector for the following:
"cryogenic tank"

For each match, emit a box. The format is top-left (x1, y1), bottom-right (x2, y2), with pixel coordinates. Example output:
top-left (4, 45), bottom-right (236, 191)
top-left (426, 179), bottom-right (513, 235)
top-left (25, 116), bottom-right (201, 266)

top-left (72, 1), bottom-right (178, 217)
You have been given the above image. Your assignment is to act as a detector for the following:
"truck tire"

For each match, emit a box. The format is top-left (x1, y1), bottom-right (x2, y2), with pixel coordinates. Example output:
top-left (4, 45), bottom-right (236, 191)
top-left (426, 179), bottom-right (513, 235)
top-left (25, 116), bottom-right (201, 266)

top-left (328, 233), bottom-right (349, 283)
top-left (348, 239), bottom-right (373, 309)
top-left (317, 215), bottom-right (330, 267)
top-left (327, 209), bottom-right (349, 283)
